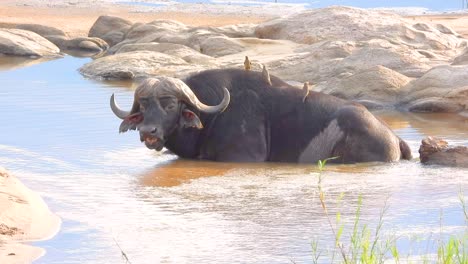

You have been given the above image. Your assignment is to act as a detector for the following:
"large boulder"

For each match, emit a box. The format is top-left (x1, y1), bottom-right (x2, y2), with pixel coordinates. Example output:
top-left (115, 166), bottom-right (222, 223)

top-left (315, 65), bottom-right (411, 109)
top-left (15, 24), bottom-right (67, 38)
top-left (88, 15), bottom-right (133, 46)
top-left (267, 39), bottom-right (431, 85)
top-left (400, 65), bottom-right (468, 113)
top-left (203, 24), bottom-right (257, 38)
top-left (0, 28), bottom-right (61, 57)
top-left (199, 36), bottom-right (245, 57)
top-left (79, 50), bottom-right (211, 80)
top-left (255, 6), bottom-right (464, 58)
top-left (419, 137), bottom-right (468, 167)
top-left (115, 42), bottom-right (216, 65)
top-left (15, 24), bottom-right (108, 55)
top-left (452, 48), bottom-right (468, 65)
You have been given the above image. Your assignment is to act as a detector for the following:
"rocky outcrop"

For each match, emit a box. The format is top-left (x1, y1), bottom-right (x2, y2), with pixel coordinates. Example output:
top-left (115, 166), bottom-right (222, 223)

top-left (79, 50), bottom-right (212, 80)
top-left (400, 65), bottom-right (468, 113)
top-left (255, 6), bottom-right (464, 55)
top-left (15, 24), bottom-right (108, 55)
top-left (0, 28), bottom-right (61, 57)
top-left (88, 15), bottom-right (133, 46)
top-left (77, 8), bottom-right (468, 114)
top-left (419, 137), bottom-right (468, 167)
top-left (15, 24), bottom-right (67, 39)
top-left (315, 65), bottom-right (410, 109)
top-left (452, 48), bottom-right (468, 65)
top-left (115, 42), bottom-right (216, 65)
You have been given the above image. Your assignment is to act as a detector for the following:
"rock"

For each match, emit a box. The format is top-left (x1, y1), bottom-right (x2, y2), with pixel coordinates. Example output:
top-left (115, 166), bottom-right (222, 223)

top-left (316, 65), bottom-right (410, 108)
top-left (77, 40), bottom-right (105, 51)
top-left (340, 46), bottom-right (431, 78)
top-left (14, 24), bottom-right (108, 55)
top-left (116, 42), bottom-right (186, 54)
top-left (202, 24), bottom-right (257, 38)
top-left (66, 37), bottom-right (108, 52)
top-left (88, 15), bottom-right (133, 46)
top-left (0, 28), bottom-right (61, 57)
top-left (79, 50), bottom-right (210, 80)
top-left (15, 24), bottom-right (67, 38)
top-left (405, 98), bottom-right (464, 113)
top-left (101, 30), bottom-right (126, 47)
top-left (115, 42), bottom-right (216, 65)
top-left (435, 24), bottom-right (458, 36)
top-left (125, 24), bottom-right (161, 42)
top-left (105, 18), bottom-right (251, 57)
top-left (267, 39), bottom-right (431, 88)
top-left (400, 65), bottom-right (468, 113)
top-left (199, 36), bottom-right (245, 57)
top-left (452, 48), bottom-right (468, 65)
top-left (419, 137), bottom-right (468, 167)
top-left (255, 6), bottom-right (463, 57)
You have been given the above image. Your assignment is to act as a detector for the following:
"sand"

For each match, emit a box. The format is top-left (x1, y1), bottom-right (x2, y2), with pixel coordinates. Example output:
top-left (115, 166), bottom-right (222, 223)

top-left (1, 1), bottom-right (467, 39)
top-left (406, 14), bottom-right (468, 38)
top-left (0, 168), bottom-right (61, 264)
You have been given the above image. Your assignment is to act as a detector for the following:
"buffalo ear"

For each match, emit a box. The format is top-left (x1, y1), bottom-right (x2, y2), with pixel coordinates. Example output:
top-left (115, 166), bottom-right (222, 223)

top-left (180, 109), bottom-right (203, 129)
top-left (119, 113), bottom-right (143, 133)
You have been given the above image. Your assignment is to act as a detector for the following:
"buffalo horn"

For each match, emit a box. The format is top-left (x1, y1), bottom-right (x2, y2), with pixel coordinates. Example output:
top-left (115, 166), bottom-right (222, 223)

top-left (178, 83), bottom-right (230, 114)
top-left (110, 93), bottom-right (131, 119)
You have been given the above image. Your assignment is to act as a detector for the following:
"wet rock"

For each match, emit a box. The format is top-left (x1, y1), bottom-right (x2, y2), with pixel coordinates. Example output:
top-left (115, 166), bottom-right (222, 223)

top-left (88, 15), bottom-right (133, 46)
top-left (400, 65), bottom-right (468, 113)
top-left (0, 28), bottom-right (61, 57)
top-left (419, 137), bottom-right (468, 167)
top-left (406, 98), bottom-right (464, 113)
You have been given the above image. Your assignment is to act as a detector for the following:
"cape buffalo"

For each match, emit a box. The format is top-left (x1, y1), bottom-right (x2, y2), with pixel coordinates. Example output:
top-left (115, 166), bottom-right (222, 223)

top-left (110, 68), bottom-right (412, 163)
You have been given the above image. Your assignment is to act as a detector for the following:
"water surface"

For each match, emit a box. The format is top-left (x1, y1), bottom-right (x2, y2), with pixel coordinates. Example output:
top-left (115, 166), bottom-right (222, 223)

top-left (0, 56), bottom-right (467, 263)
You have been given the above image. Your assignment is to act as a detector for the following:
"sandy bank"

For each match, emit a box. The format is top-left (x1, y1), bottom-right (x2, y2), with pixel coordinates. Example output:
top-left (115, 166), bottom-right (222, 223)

top-left (0, 2), bottom-right (271, 38)
top-left (406, 14), bottom-right (468, 38)
top-left (1, 1), bottom-right (468, 39)
top-left (0, 168), bottom-right (60, 264)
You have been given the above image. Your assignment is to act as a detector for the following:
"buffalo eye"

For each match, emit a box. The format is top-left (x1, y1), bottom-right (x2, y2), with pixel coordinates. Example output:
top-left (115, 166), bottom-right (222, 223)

top-left (159, 97), bottom-right (177, 111)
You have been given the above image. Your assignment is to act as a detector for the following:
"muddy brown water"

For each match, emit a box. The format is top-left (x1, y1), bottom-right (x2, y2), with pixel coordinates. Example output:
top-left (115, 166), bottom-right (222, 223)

top-left (0, 56), bottom-right (467, 263)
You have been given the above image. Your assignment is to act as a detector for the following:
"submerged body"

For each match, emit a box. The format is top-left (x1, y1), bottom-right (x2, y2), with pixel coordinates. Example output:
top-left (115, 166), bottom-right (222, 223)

top-left (111, 68), bottom-right (412, 163)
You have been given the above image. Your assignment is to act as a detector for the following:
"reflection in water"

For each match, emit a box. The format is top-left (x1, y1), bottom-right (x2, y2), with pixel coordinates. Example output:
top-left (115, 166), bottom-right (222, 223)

top-left (142, 159), bottom-right (375, 187)
top-left (0, 56), bottom-right (467, 263)
top-left (0, 56), bottom-right (58, 71)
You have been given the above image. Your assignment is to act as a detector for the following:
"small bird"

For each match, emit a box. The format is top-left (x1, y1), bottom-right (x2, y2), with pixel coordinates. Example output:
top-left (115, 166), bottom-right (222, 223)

top-left (244, 56), bottom-right (251, 71)
top-left (262, 65), bottom-right (272, 85)
top-left (302, 82), bottom-right (310, 102)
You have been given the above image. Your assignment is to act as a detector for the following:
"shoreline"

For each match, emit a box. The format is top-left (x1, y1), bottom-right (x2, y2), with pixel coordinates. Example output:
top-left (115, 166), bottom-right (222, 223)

top-left (0, 168), bottom-right (61, 263)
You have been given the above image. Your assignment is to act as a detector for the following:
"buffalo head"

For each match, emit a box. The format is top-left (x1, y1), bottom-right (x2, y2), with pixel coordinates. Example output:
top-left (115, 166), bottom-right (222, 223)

top-left (110, 77), bottom-right (230, 151)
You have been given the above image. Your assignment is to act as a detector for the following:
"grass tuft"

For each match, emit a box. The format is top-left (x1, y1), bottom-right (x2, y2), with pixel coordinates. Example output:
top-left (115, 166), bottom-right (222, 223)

top-left (312, 159), bottom-right (468, 264)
